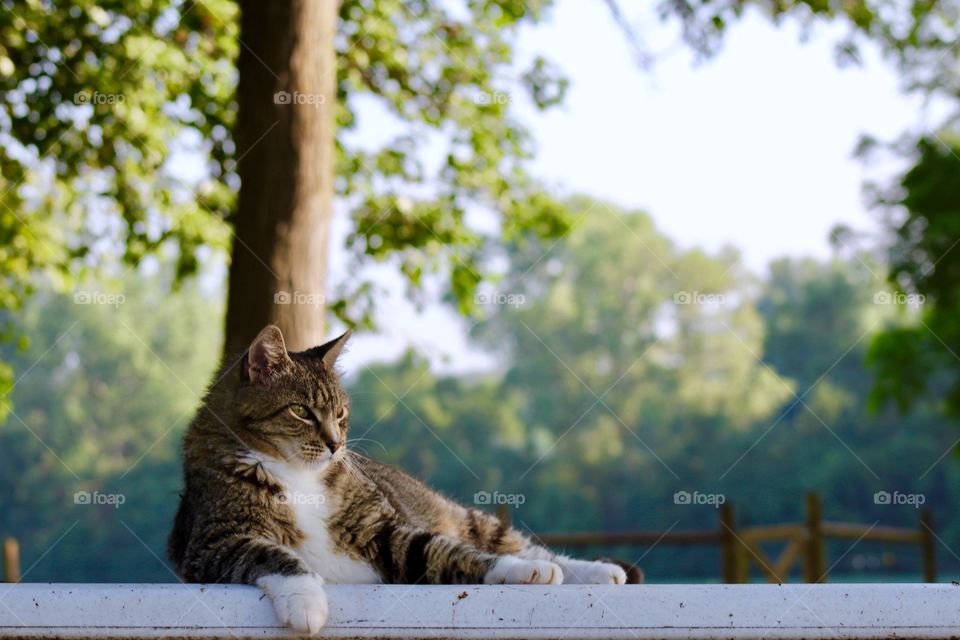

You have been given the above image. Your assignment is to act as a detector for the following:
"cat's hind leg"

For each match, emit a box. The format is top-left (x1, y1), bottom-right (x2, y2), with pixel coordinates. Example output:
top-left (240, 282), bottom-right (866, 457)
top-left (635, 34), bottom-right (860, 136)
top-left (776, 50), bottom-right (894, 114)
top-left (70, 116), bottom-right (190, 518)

top-left (552, 556), bottom-right (628, 584)
top-left (370, 524), bottom-right (563, 585)
top-left (516, 544), bottom-right (628, 584)
top-left (452, 509), bottom-right (605, 584)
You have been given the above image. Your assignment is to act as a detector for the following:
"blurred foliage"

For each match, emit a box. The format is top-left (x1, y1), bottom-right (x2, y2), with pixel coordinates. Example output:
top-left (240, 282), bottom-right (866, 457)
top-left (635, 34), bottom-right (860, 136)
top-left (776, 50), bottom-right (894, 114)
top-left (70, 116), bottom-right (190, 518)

top-left (0, 0), bottom-right (570, 410)
top-left (4, 199), bottom-right (959, 582)
top-left (0, 0), bottom-right (570, 323)
top-left (473, 197), bottom-right (793, 433)
top-left (334, 0), bottom-right (573, 321)
top-left (653, 1), bottom-right (960, 420)
top-left (3, 0), bottom-right (959, 431)
top-left (0, 270), bottom-right (221, 581)
top-left (866, 134), bottom-right (960, 417)
top-left (2, 0), bottom-right (960, 581)
top-left (661, 0), bottom-right (959, 90)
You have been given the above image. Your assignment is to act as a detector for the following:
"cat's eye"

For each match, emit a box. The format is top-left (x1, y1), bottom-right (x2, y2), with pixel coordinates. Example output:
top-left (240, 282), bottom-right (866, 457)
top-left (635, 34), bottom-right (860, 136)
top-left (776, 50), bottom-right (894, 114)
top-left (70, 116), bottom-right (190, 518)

top-left (336, 405), bottom-right (348, 422)
top-left (289, 404), bottom-right (311, 420)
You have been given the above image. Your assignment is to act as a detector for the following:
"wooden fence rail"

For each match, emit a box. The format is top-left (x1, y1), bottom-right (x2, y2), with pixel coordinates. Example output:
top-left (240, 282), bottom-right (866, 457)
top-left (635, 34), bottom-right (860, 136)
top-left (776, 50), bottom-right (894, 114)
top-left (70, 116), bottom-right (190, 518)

top-left (536, 493), bottom-right (937, 583)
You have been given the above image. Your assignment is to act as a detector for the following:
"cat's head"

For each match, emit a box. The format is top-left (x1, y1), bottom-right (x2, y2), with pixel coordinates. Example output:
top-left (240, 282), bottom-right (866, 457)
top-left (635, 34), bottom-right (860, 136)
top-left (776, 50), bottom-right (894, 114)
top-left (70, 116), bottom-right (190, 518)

top-left (229, 325), bottom-right (352, 469)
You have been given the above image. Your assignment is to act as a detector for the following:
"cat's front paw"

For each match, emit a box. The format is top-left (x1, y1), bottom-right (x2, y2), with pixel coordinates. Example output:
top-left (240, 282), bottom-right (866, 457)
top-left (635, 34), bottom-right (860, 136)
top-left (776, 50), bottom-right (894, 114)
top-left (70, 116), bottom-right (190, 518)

top-left (562, 560), bottom-right (628, 585)
top-left (484, 556), bottom-right (563, 585)
top-left (257, 573), bottom-right (329, 635)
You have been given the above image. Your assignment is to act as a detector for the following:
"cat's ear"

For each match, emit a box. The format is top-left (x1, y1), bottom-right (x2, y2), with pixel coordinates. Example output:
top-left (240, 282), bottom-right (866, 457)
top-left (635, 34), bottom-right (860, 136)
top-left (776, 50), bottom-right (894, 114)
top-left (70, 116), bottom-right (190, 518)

top-left (244, 325), bottom-right (292, 384)
top-left (308, 330), bottom-right (352, 369)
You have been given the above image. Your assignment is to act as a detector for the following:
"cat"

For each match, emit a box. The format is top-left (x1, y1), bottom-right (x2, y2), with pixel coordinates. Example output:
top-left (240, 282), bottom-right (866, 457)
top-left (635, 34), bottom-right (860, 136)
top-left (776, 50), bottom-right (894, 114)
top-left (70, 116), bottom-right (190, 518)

top-left (169, 325), bottom-right (634, 635)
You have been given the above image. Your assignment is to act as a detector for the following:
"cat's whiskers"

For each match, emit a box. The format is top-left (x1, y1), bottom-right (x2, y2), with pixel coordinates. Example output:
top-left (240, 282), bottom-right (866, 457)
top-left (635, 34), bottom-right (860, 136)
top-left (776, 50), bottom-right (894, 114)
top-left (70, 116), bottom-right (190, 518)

top-left (338, 453), bottom-right (379, 488)
top-left (345, 437), bottom-right (387, 455)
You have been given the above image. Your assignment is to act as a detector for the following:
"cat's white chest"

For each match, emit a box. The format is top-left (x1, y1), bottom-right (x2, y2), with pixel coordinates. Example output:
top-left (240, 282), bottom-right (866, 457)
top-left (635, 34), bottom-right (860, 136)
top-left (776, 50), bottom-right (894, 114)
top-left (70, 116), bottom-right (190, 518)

top-left (260, 458), bottom-right (381, 584)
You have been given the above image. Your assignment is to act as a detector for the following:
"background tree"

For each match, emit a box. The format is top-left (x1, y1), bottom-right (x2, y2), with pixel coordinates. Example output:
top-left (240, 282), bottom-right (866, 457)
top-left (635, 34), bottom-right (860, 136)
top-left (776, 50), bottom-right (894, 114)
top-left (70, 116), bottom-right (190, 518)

top-left (867, 134), bottom-right (960, 416)
top-left (0, 0), bottom-right (570, 382)
top-left (3, 0), bottom-right (956, 408)
top-left (224, 0), bottom-right (337, 352)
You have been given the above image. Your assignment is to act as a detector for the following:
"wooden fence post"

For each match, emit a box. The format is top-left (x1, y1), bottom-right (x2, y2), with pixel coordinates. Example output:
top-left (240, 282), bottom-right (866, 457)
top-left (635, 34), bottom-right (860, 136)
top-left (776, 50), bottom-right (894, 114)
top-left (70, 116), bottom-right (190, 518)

top-left (920, 509), bottom-right (936, 583)
top-left (804, 493), bottom-right (826, 583)
top-left (720, 501), bottom-right (747, 583)
top-left (495, 505), bottom-right (511, 527)
top-left (3, 538), bottom-right (19, 583)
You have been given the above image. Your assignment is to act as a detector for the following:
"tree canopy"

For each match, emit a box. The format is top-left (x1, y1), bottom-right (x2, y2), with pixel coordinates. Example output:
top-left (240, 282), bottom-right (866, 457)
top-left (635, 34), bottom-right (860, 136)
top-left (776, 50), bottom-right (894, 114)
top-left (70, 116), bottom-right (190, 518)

top-left (0, 0), bottom-right (572, 400)
top-left (0, 0), bottom-right (569, 323)
top-left (3, 0), bottom-right (958, 417)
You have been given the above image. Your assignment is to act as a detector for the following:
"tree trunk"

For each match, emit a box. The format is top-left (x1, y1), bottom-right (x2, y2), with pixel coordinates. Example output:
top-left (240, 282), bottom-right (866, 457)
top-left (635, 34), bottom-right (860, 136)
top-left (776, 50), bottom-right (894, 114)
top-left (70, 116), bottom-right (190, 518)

top-left (224, 0), bottom-right (337, 356)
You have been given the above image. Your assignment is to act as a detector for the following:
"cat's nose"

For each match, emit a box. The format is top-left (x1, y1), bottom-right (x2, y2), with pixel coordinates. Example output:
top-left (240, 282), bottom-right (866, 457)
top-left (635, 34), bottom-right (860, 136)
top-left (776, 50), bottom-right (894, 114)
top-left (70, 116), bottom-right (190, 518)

top-left (327, 440), bottom-right (343, 454)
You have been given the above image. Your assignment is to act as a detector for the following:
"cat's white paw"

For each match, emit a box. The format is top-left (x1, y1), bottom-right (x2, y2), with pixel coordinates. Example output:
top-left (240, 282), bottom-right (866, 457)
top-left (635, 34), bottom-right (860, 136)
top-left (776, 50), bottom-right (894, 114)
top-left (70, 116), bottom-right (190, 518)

top-left (484, 556), bottom-right (563, 585)
top-left (257, 573), bottom-right (329, 635)
top-left (560, 559), bottom-right (628, 584)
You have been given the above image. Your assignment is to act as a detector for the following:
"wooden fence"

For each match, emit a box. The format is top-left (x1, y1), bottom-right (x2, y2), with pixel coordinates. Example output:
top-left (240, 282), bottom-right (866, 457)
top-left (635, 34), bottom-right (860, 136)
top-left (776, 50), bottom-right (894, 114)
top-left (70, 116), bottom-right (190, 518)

top-left (532, 493), bottom-right (937, 583)
top-left (3, 536), bottom-right (18, 582)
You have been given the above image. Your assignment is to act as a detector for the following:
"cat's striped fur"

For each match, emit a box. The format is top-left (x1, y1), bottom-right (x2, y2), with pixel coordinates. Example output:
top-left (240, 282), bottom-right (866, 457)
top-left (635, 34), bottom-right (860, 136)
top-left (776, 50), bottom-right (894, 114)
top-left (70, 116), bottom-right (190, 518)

top-left (169, 326), bottom-right (633, 635)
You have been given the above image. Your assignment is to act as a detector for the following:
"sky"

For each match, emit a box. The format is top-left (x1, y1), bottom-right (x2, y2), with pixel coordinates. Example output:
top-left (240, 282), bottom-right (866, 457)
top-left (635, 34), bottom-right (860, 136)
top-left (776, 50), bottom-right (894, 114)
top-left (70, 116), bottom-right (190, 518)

top-left (513, 2), bottom-right (923, 271)
top-left (332, 2), bottom-right (927, 373)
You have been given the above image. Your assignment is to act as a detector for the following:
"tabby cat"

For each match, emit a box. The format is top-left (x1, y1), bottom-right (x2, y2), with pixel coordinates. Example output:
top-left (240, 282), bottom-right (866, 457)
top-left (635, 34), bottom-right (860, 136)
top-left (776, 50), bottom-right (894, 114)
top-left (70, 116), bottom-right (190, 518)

top-left (169, 325), bottom-right (632, 635)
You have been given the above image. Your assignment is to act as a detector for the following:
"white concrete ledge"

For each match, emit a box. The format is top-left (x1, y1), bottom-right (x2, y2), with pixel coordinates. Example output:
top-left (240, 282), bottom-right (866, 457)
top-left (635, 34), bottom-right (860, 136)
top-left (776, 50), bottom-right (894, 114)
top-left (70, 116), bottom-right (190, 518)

top-left (0, 583), bottom-right (959, 639)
